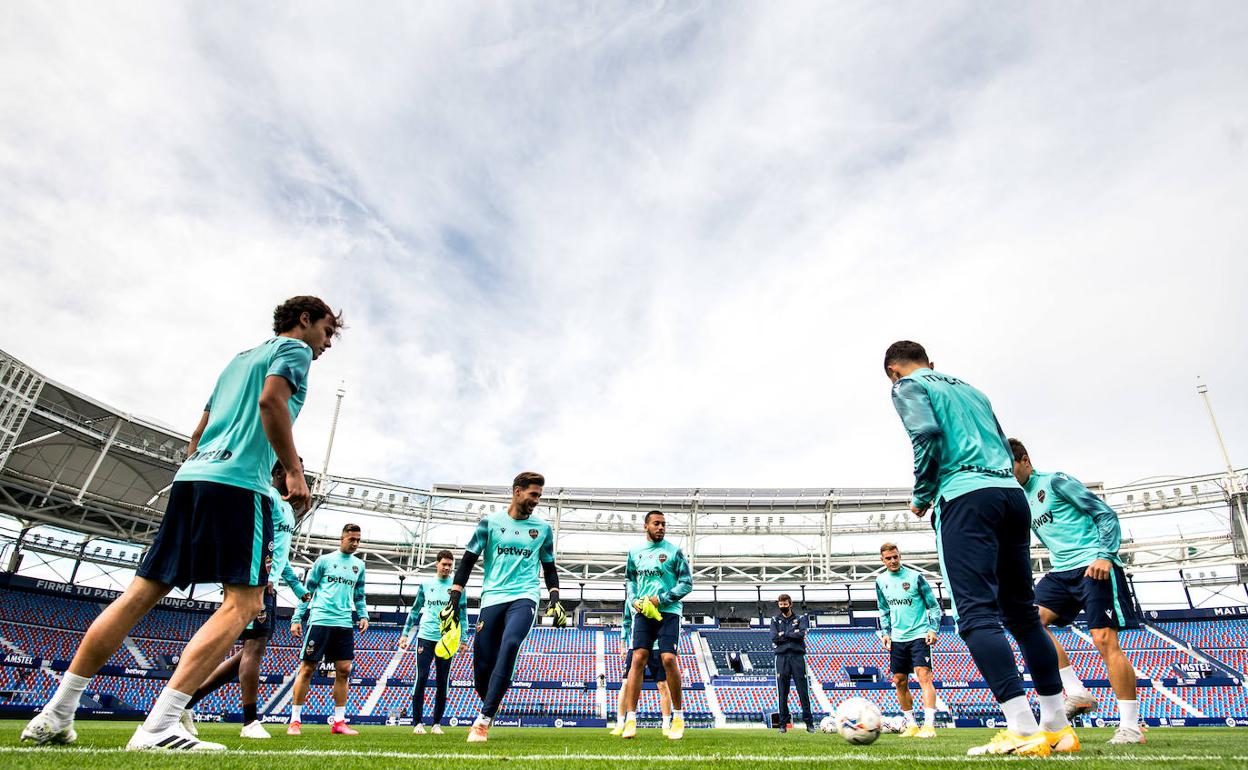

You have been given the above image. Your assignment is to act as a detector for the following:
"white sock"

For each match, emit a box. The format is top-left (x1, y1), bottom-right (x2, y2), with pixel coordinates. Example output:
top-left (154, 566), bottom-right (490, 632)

top-left (626, 711), bottom-right (637, 722)
top-left (662, 714), bottom-right (671, 729)
top-left (902, 709), bottom-right (915, 727)
top-left (1059, 666), bottom-right (1090, 697)
top-left (142, 688), bottom-right (192, 734)
top-left (290, 704), bottom-right (302, 723)
top-left (1119, 699), bottom-right (1139, 730)
top-left (1038, 693), bottom-right (1069, 732)
top-left (46, 672), bottom-right (91, 721)
top-left (673, 709), bottom-right (683, 721)
top-left (618, 709), bottom-right (626, 722)
top-left (334, 706), bottom-right (346, 723)
top-left (924, 707), bottom-right (936, 728)
top-left (1000, 695), bottom-right (1039, 736)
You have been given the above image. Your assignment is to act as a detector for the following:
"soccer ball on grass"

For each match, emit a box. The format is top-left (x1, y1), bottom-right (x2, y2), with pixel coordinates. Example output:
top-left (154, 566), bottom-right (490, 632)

top-left (833, 697), bottom-right (882, 745)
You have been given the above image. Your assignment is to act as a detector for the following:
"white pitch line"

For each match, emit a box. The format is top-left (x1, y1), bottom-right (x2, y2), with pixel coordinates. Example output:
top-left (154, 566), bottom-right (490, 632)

top-left (2, 747), bottom-right (1248, 763)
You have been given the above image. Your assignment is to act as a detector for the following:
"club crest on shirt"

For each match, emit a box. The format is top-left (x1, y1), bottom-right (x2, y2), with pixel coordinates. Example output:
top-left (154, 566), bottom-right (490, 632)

top-left (528, 529), bottom-right (539, 539)
top-left (658, 554), bottom-right (668, 564)
top-left (1038, 490), bottom-right (1046, 504)
top-left (352, 566), bottom-right (359, 573)
top-left (902, 582), bottom-right (910, 591)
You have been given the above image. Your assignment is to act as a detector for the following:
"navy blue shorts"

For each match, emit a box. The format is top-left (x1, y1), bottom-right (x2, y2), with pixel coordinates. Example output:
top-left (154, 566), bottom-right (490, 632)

top-left (1035, 563), bottom-right (1139, 630)
top-left (137, 480), bottom-right (274, 589)
top-left (775, 652), bottom-right (807, 680)
top-left (631, 612), bottom-right (680, 655)
top-left (239, 589), bottom-right (277, 641)
top-left (889, 638), bottom-right (932, 675)
top-left (301, 625), bottom-right (354, 663)
top-left (623, 648), bottom-right (667, 681)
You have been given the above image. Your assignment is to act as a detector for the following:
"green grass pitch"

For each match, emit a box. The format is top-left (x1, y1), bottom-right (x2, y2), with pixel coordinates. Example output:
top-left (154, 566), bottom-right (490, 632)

top-left (3, 722), bottom-right (1248, 769)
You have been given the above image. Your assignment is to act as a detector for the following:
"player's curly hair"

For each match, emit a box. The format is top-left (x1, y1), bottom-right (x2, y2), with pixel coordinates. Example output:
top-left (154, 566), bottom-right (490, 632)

top-left (272, 296), bottom-right (345, 335)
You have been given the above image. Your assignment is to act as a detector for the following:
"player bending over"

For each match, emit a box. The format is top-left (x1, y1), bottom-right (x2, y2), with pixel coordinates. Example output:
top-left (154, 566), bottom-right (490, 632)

top-left (288, 523), bottom-right (368, 736)
top-left (22, 296), bottom-right (339, 752)
top-left (620, 510), bottom-right (693, 740)
top-left (1011, 438), bottom-right (1144, 745)
top-left (183, 460), bottom-right (313, 738)
top-left (399, 549), bottom-right (467, 734)
top-left (875, 542), bottom-right (941, 738)
top-left (447, 471), bottom-right (564, 743)
top-left (886, 340), bottom-right (1073, 757)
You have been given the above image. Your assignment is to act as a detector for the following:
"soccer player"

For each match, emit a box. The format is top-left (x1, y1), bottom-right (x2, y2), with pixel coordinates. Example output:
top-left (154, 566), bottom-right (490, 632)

top-left (885, 340), bottom-right (1074, 756)
top-left (182, 459), bottom-right (313, 738)
top-left (620, 510), bottom-right (693, 741)
top-left (771, 593), bottom-right (815, 733)
top-left (1010, 438), bottom-right (1144, 745)
top-left (447, 471), bottom-right (564, 743)
top-left (398, 549), bottom-right (467, 734)
top-left (21, 296), bottom-right (340, 752)
top-left (609, 588), bottom-right (672, 736)
top-left (875, 542), bottom-right (941, 738)
top-left (288, 523), bottom-right (368, 736)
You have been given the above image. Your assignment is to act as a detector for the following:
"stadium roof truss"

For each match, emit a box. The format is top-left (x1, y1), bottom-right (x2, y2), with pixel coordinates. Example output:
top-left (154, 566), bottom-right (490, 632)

top-left (3, 346), bottom-right (1247, 591)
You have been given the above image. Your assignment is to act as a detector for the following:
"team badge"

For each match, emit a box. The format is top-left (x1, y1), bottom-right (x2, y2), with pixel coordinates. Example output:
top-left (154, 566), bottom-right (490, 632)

top-left (353, 566), bottom-right (359, 573)
top-left (902, 582), bottom-right (910, 591)
top-left (1038, 490), bottom-right (1046, 503)
top-left (476, 620), bottom-right (485, 633)
top-left (528, 529), bottom-right (539, 539)
top-left (658, 554), bottom-right (668, 564)
top-left (418, 646), bottom-right (426, 654)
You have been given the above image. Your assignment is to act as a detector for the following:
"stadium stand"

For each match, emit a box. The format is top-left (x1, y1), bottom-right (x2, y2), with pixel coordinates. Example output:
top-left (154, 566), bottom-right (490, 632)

top-left (5, 579), bottom-right (1248, 726)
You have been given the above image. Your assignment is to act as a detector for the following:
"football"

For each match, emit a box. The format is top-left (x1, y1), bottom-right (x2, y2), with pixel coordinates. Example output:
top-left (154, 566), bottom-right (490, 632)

top-left (818, 715), bottom-right (837, 734)
top-left (834, 697), bottom-right (882, 745)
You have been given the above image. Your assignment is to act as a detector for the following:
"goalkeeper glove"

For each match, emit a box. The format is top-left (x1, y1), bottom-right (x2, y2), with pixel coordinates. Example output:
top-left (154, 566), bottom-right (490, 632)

top-left (434, 625), bottom-right (460, 659)
top-left (634, 597), bottom-right (662, 621)
top-left (439, 589), bottom-right (461, 635)
top-left (545, 593), bottom-right (568, 627)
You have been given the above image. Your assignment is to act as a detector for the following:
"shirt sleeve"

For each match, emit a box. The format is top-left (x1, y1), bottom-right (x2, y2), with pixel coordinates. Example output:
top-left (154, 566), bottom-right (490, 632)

top-left (916, 574), bottom-right (941, 632)
top-left (267, 339), bottom-right (313, 395)
top-left (402, 584), bottom-right (424, 637)
top-left (1052, 472), bottom-right (1123, 562)
top-left (465, 518), bottom-right (490, 556)
top-left (539, 525), bottom-right (556, 564)
top-left (658, 548), bottom-right (694, 604)
top-left (624, 551), bottom-right (638, 598)
top-left (354, 564), bottom-right (368, 621)
top-left (891, 378), bottom-right (944, 509)
top-left (875, 581), bottom-right (892, 638)
top-left (794, 614), bottom-right (809, 639)
top-left (770, 615), bottom-right (782, 643)
top-left (281, 562), bottom-right (308, 599)
top-left (294, 559), bottom-right (323, 626)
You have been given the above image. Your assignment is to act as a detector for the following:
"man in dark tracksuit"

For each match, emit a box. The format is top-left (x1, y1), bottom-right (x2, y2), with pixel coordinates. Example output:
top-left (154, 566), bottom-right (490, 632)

top-left (771, 594), bottom-right (815, 733)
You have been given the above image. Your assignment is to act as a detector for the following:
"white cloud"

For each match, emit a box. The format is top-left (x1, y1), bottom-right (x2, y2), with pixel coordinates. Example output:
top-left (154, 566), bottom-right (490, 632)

top-left (2, 2), bottom-right (1246, 492)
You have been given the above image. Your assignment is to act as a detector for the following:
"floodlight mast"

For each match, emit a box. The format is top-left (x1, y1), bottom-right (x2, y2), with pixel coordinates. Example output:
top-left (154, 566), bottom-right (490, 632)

top-left (1198, 378), bottom-right (1248, 575)
top-left (299, 381), bottom-right (346, 555)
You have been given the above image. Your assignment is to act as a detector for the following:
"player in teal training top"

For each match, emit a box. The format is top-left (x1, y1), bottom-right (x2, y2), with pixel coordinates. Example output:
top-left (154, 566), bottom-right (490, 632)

top-left (609, 585), bottom-right (672, 736)
top-left (289, 523), bottom-right (368, 736)
top-left (886, 340), bottom-right (1072, 757)
top-left (1010, 438), bottom-right (1143, 745)
top-left (184, 459), bottom-right (312, 738)
top-left (620, 510), bottom-right (693, 741)
top-left (399, 549), bottom-right (467, 734)
top-left (875, 542), bottom-right (941, 737)
top-left (448, 471), bottom-right (564, 744)
top-left (23, 296), bottom-right (340, 753)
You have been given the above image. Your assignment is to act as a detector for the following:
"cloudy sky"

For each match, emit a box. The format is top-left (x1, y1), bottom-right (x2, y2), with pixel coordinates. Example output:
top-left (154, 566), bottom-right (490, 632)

top-left (3, 2), bottom-right (1246, 492)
